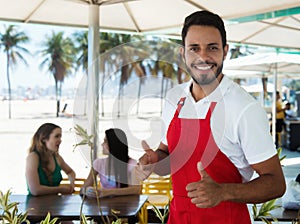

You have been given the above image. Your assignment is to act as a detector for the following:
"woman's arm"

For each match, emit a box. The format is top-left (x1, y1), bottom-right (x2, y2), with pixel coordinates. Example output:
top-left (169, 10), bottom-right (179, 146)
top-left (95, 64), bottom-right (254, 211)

top-left (25, 153), bottom-right (73, 196)
top-left (80, 168), bottom-right (99, 195)
top-left (58, 155), bottom-right (76, 189)
top-left (84, 185), bottom-right (141, 198)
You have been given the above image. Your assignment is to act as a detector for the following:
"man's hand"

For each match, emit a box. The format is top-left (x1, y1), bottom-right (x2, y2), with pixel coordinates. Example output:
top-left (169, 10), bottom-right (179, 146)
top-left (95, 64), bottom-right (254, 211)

top-left (139, 140), bottom-right (159, 165)
top-left (186, 162), bottom-right (224, 208)
top-left (134, 140), bottom-right (157, 181)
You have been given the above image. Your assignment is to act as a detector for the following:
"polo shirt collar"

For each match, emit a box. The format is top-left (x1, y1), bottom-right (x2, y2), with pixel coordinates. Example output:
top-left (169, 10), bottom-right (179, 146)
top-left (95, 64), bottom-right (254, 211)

top-left (184, 75), bottom-right (231, 103)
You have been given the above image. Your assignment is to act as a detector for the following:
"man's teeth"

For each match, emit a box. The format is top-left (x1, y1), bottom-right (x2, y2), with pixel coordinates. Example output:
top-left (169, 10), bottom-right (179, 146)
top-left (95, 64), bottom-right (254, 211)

top-left (195, 65), bottom-right (211, 70)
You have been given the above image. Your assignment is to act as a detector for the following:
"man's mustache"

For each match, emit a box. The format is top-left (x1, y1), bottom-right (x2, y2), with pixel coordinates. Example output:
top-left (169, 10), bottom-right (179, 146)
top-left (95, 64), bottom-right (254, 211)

top-left (191, 61), bottom-right (217, 67)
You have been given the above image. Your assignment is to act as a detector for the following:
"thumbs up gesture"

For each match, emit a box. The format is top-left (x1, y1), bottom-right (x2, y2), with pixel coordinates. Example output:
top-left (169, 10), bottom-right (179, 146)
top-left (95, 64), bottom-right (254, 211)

top-left (134, 140), bottom-right (157, 181)
top-left (139, 140), bottom-right (159, 165)
top-left (186, 162), bottom-right (224, 208)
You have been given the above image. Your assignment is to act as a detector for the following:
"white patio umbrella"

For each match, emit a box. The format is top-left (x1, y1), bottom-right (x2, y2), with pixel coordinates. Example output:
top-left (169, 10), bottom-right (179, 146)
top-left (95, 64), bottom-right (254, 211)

top-left (224, 52), bottom-right (300, 75)
top-left (224, 52), bottom-right (300, 141)
top-left (241, 83), bottom-right (275, 93)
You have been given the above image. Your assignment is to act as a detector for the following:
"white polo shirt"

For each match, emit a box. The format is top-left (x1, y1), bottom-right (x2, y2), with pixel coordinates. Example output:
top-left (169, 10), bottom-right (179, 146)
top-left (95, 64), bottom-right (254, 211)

top-left (161, 75), bottom-right (276, 182)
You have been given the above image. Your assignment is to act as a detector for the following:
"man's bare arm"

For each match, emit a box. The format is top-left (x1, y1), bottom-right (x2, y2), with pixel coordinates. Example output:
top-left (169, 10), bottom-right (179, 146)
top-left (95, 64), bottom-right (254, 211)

top-left (186, 155), bottom-right (286, 208)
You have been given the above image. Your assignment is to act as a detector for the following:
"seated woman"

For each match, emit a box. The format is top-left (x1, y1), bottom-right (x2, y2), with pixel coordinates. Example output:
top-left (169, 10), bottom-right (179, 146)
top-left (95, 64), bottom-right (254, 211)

top-left (80, 128), bottom-right (141, 198)
top-left (25, 123), bottom-right (76, 196)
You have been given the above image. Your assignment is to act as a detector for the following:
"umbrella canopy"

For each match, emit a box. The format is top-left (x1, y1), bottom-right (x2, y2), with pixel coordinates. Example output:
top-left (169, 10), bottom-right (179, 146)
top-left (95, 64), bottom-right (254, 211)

top-left (224, 52), bottom-right (300, 76)
top-left (241, 83), bottom-right (275, 93)
top-left (225, 11), bottom-right (300, 50)
top-left (0, 0), bottom-right (299, 49)
top-left (224, 52), bottom-right (300, 141)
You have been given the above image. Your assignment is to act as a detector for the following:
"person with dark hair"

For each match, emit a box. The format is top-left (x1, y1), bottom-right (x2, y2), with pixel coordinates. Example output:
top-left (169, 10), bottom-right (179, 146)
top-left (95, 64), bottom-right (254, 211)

top-left (26, 123), bottom-right (76, 196)
top-left (80, 128), bottom-right (141, 198)
top-left (284, 102), bottom-right (296, 120)
top-left (136, 10), bottom-right (285, 223)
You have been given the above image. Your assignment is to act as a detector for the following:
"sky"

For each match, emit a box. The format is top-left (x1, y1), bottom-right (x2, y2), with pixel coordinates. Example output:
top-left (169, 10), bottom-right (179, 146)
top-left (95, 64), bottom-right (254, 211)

top-left (0, 21), bottom-right (85, 90)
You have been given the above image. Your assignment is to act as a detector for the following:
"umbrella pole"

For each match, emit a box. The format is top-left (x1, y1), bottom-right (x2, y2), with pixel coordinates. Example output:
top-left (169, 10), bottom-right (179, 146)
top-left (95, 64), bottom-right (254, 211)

top-left (88, 5), bottom-right (100, 161)
top-left (271, 63), bottom-right (278, 145)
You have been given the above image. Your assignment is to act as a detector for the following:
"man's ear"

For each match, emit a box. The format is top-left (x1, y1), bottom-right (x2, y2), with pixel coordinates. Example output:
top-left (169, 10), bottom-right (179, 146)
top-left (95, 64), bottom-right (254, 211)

top-left (223, 44), bottom-right (229, 60)
top-left (180, 46), bottom-right (186, 63)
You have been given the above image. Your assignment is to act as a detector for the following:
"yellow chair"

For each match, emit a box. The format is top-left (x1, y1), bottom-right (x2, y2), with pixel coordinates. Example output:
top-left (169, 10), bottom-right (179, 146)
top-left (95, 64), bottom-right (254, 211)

top-left (139, 174), bottom-right (172, 224)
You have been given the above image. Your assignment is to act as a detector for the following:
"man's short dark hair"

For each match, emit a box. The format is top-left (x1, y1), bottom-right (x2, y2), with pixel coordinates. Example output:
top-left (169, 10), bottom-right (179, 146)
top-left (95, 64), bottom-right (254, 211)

top-left (181, 10), bottom-right (227, 48)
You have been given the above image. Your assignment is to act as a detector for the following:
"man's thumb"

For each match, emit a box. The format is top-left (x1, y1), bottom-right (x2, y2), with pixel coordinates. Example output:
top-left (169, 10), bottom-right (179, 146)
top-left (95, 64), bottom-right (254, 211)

top-left (141, 140), bottom-right (151, 151)
top-left (197, 162), bottom-right (208, 179)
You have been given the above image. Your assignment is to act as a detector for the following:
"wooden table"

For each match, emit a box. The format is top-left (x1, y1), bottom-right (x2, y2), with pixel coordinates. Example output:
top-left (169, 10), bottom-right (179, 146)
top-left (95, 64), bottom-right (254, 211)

top-left (252, 206), bottom-right (299, 222)
top-left (10, 194), bottom-right (148, 223)
top-left (270, 207), bottom-right (299, 222)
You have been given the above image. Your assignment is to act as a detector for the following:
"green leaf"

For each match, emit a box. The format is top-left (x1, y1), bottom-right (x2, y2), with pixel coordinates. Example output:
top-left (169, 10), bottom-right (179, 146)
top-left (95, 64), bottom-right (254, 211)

top-left (150, 202), bottom-right (163, 221)
top-left (111, 219), bottom-right (122, 224)
top-left (43, 212), bottom-right (51, 223)
top-left (252, 204), bottom-right (258, 218)
top-left (252, 198), bottom-right (281, 224)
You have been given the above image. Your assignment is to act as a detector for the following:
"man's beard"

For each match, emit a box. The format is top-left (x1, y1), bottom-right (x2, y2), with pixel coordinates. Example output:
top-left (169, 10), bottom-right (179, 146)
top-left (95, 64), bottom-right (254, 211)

top-left (186, 62), bottom-right (223, 86)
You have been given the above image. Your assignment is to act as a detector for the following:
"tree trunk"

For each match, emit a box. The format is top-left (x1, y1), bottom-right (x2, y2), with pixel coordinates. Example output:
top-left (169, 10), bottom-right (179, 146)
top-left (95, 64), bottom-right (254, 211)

top-left (55, 81), bottom-right (60, 117)
top-left (6, 52), bottom-right (11, 119)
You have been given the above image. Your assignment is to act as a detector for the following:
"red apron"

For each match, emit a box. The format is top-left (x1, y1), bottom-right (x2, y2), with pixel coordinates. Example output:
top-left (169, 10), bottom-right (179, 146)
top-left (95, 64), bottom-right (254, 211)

top-left (166, 97), bottom-right (251, 224)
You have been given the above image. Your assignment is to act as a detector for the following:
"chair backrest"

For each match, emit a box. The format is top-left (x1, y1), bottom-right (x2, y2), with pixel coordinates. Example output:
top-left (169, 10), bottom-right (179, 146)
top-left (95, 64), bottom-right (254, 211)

top-left (60, 178), bottom-right (86, 194)
top-left (142, 174), bottom-right (172, 200)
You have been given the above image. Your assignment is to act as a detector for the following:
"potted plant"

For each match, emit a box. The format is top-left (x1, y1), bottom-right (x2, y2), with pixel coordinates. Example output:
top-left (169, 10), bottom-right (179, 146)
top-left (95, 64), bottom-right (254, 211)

top-left (0, 189), bottom-right (30, 224)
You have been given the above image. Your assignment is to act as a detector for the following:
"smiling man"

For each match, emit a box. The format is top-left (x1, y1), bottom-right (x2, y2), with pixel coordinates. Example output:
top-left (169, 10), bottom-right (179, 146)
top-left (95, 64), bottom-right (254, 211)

top-left (136, 10), bottom-right (286, 224)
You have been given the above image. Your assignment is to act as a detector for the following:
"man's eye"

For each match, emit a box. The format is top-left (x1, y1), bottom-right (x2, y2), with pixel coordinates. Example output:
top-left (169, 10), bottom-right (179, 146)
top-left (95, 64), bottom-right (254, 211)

top-left (209, 46), bottom-right (218, 51)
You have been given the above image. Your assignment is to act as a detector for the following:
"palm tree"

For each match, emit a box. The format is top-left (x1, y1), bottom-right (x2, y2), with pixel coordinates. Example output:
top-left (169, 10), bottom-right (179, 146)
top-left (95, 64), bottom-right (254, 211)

top-left (98, 32), bottom-right (147, 117)
top-left (72, 31), bottom-right (89, 115)
top-left (73, 31), bottom-right (88, 74)
top-left (38, 31), bottom-right (76, 117)
top-left (0, 25), bottom-right (30, 119)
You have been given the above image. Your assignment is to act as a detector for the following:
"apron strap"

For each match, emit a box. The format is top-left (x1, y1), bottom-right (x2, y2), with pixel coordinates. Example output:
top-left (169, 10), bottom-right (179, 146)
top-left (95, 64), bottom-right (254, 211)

top-left (176, 97), bottom-right (186, 114)
top-left (205, 101), bottom-right (217, 119)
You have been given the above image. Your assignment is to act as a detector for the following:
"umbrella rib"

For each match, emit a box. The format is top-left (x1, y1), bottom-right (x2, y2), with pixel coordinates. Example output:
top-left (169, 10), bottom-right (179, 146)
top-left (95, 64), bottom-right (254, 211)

top-left (291, 15), bottom-right (300, 23)
top-left (123, 2), bottom-right (141, 33)
top-left (240, 17), bottom-right (286, 42)
top-left (183, 0), bottom-right (208, 11)
top-left (260, 19), bottom-right (300, 32)
top-left (24, 0), bottom-right (47, 23)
